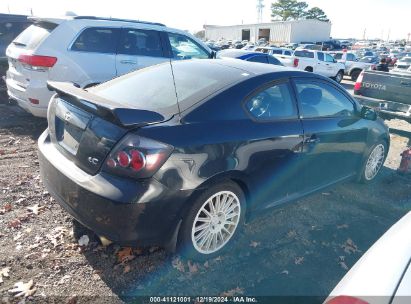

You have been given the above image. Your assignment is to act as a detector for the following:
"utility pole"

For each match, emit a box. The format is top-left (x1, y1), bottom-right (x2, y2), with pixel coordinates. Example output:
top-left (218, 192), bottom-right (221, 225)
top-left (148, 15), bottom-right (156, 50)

top-left (256, 0), bottom-right (264, 23)
top-left (363, 28), bottom-right (366, 40)
top-left (387, 29), bottom-right (390, 42)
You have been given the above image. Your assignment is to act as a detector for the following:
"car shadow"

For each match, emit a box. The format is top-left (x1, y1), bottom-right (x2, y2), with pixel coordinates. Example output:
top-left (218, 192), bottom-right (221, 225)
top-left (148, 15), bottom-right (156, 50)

top-left (78, 166), bottom-right (409, 302)
top-left (0, 104), bottom-right (47, 140)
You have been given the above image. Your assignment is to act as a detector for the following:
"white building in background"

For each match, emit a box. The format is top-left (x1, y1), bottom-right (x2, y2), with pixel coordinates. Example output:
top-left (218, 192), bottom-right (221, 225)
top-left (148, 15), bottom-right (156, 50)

top-left (204, 19), bottom-right (331, 43)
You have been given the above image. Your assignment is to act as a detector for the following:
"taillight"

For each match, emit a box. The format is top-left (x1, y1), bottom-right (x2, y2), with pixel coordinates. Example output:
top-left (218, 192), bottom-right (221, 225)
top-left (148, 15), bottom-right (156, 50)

top-left (293, 58), bottom-right (299, 67)
top-left (18, 54), bottom-right (57, 70)
top-left (354, 71), bottom-right (364, 91)
top-left (325, 296), bottom-right (369, 304)
top-left (103, 134), bottom-right (173, 179)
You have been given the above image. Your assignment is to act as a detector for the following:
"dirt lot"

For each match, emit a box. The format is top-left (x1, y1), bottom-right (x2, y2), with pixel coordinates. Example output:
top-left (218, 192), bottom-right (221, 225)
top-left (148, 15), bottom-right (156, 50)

top-left (0, 101), bottom-right (410, 304)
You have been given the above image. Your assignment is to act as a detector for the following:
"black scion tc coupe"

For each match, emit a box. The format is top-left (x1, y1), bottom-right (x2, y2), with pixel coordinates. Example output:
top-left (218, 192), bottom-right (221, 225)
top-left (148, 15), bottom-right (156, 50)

top-left (38, 59), bottom-right (389, 260)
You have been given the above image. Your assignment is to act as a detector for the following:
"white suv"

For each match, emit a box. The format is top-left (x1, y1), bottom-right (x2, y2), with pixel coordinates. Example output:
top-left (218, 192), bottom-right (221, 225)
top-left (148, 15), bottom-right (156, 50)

top-left (6, 16), bottom-right (212, 117)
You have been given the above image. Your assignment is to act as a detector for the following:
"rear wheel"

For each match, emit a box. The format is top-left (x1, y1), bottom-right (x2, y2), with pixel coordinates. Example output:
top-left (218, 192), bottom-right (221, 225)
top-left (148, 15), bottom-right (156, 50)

top-left (177, 181), bottom-right (246, 261)
top-left (358, 141), bottom-right (387, 183)
top-left (350, 70), bottom-right (361, 81)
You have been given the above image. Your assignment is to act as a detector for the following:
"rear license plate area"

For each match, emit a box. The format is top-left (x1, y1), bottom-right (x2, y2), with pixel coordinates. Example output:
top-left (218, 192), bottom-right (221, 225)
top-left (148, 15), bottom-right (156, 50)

top-left (55, 118), bottom-right (82, 154)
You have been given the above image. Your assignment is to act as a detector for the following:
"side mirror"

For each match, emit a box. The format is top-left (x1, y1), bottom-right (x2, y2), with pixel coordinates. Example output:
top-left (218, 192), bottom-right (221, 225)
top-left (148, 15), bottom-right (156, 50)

top-left (360, 106), bottom-right (377, 120)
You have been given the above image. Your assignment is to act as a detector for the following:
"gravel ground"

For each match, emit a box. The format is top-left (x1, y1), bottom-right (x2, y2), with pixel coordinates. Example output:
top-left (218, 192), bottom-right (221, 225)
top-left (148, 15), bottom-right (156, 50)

top-left (0, 102), bottom-right (410, 304)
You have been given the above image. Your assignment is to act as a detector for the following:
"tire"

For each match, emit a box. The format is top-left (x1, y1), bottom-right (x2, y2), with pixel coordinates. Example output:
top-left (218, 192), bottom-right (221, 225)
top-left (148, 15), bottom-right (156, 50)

top-left (350, 70), bottom-right (361, 81)
top-left (334, 70), bottom-right (344, 83)
top-left (177, 180), bottom-right (246, 261)
top-left (304, 67), bottom-right (313, 72)
top-left (357, 141), bottom-right (387, 183)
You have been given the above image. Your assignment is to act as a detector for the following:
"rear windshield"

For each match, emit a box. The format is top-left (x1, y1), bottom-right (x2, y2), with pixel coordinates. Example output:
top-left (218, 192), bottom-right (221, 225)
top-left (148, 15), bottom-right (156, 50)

top-left (12, 22), bottom-right (57, 50)
top-left (90, 60), bottom-right (248, 114)
top-left (294, 50), bottom-right (314, 58)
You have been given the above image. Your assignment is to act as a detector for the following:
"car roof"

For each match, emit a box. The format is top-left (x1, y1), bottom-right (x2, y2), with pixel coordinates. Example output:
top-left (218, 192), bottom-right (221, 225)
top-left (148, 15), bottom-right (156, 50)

top-left (218, 49), bottom-right (267, 60)
top-left (182, 59), bottom-right (298, 76)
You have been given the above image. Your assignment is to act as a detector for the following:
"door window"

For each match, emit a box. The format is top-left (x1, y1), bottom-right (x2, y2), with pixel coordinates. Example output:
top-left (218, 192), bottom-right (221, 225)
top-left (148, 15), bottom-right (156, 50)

top-left (317, 52), bottom-right (324, 61)
top-left (284, 50), bottom-right (292, 56)
top-left (71, 27), bottom-right (118, 53)
top-left (346, 53), bottom-right (355, 61)
top-left (118, 29), bottom-right (163, 57)
top-left (295, 80), bottom-right (355, 118)
top-left (245, 83), bottom-right (297, 120)
top-left (167, 32), bottom-right (209, 59)
top-left (247, 55), bottom-right (268, 63)
top-left (325, 53), bottom-right (335, 62)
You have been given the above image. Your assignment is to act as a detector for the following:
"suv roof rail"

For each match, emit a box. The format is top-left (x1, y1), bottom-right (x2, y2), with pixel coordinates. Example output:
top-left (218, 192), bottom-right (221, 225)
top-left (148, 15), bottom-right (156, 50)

top-left (73, 16), bottom-right (165, 27)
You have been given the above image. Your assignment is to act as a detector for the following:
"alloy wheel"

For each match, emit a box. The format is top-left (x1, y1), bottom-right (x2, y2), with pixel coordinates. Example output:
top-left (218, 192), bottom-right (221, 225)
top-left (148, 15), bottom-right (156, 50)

top-left (191, 191), bottom-right (241, 254)
top-left (364, 144), bottom-right (385, 180)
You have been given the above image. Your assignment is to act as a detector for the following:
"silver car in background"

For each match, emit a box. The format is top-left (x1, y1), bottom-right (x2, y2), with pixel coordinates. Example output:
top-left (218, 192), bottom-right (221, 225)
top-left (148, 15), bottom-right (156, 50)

top-left (325, 212), bottom-right (411, 304)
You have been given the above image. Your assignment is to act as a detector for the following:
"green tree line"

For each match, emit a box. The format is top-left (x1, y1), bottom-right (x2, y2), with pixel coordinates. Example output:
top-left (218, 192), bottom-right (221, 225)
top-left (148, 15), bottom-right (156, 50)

top-left (271, 0), bottom-right (330, 22)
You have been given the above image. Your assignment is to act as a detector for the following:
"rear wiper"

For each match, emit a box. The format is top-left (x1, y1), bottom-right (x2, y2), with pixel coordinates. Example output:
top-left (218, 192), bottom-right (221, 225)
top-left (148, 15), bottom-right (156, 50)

top-left (12, 41), bottom-right (26, 47)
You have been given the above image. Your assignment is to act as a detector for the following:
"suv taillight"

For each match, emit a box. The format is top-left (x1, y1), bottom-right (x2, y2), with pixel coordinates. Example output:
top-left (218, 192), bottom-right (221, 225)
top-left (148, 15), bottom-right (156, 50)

top-left (354, 71), bottom-right (364, 92)
top-left (18, 54), bottom-right (57, 70)
top-left (103, 134), bottom-right (173, 179)
top-left (293, 58), bottom-right (299, 67)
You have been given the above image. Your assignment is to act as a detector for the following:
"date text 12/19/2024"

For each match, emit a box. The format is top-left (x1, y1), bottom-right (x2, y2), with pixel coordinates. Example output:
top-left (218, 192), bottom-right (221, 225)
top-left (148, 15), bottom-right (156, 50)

top-left (149, 296), bottom-right (258, 303)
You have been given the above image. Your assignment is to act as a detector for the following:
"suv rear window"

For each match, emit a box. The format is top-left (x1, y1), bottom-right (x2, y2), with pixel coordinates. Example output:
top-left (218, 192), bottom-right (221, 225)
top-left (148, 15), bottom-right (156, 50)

top-left (71, 27), bottom-right (118, 54)
top-left (294, 50), bottom-right (314, 58)
top-left (12, 22), bottom-right (57, 50)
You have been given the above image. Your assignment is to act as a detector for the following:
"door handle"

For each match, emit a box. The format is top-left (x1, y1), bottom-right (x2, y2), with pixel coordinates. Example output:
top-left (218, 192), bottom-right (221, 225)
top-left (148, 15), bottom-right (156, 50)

top-left (120, 60), bottom-right (137, 64)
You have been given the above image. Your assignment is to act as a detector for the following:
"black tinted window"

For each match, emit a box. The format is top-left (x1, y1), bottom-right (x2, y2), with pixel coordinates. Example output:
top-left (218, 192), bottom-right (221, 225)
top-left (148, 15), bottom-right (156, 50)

top-left (118, 29), bottom-right (163, 57)
top-left (294, 50), bottom-right (314, 58)
top-left (245, 83), bottom-right (297, 120)
top-left (247, 55), bottom-right (268, 63)
top-left (295, 81), bottom-right (354, 118)
top-left (284, 50), bottom-right (291, 56)
top-left (90, 60), bottom-right (248, 114)
top-left (271, 49), bottom-right (282, 54)
top-left (267, 56), bottom-right (282, 65)
top-left (71, 28), bottom-right (118, 53)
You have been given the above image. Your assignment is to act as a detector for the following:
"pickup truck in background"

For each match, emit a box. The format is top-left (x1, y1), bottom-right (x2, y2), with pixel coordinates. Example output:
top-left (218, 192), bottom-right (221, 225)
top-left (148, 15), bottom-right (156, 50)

top-left (354, 68), bottom-right (411, 123)
top-left (332, 51), bottom-right (375, 81)
top-left (282, 49), bottom-right (345, 82)
top-left (254, 46), bottom-right (296, 67)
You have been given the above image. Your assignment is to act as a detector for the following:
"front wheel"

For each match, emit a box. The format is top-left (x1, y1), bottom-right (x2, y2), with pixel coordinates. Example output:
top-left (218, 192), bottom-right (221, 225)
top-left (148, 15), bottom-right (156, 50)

top-left (177, 181), bottom-right (246, 261)
top-left (334, 70), bottom-right (344, 83)
top-left (358, 141), bottom-right (387, 183)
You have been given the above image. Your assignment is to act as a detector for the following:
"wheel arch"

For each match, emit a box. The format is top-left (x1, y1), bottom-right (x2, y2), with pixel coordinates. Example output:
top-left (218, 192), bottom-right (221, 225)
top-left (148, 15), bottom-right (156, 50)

top-left (177, 170), bottom-right (251, 222)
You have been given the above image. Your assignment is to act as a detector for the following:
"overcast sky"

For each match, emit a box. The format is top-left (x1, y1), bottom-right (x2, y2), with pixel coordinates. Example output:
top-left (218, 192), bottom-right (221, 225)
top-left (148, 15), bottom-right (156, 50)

top-left (1, 0), bottom-right (410, 40)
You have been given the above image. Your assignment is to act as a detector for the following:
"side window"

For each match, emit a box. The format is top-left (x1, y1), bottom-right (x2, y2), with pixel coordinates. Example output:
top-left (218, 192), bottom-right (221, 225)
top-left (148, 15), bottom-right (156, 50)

top-left (268, 56), bottom-right (282, 65)
top-left (71, 28), bottom-right (118, 53)
top-left (271, 49), bottom-right (283, 55)
top-left (118, 29), bottom-right (163, 57)
top-left (245, 83), bottom-right (297, 120)
top-left (167, 32), bottom-right (209, 59)
top-left (247, 55), bottom-right (268, 63)
top-left (284, 51), bottom-right (291, 56)
top-left (347, 53), bottom-right (355, 61)
top-left (325, 53), bottom-right (335, 62)
top-left (317, 52), bottom-right (324, 61)
top-left (295, 81), bottom-right (355, 118)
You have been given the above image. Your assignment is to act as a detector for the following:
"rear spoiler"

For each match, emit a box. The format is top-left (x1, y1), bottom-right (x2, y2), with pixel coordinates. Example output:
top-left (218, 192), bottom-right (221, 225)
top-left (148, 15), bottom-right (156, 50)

top-left (47, 81), bottom-right (166, 128)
